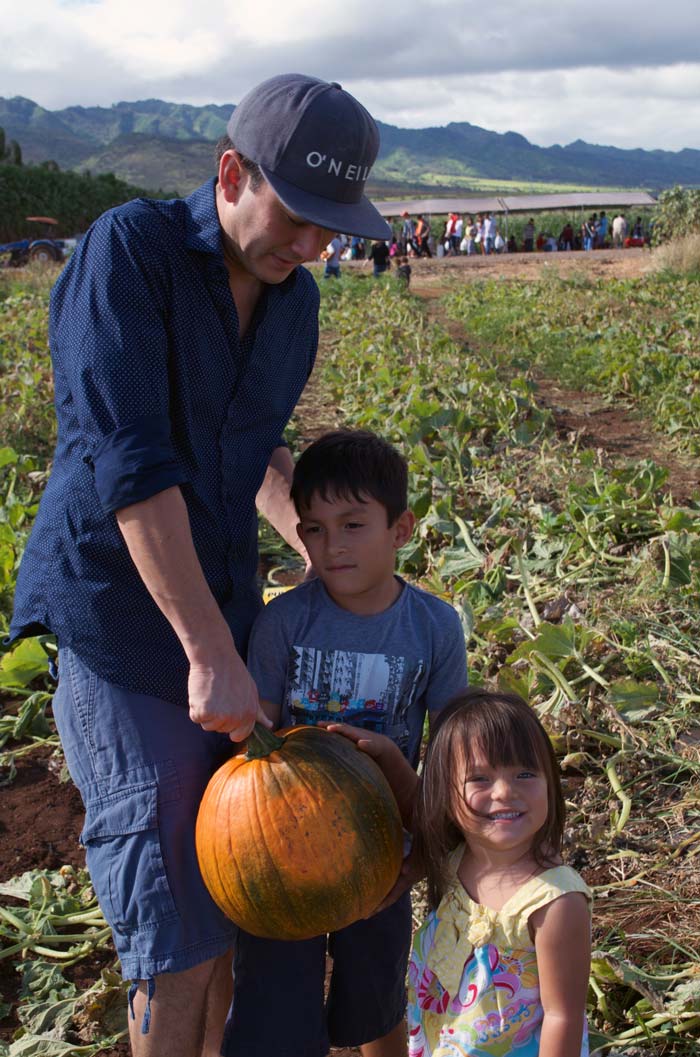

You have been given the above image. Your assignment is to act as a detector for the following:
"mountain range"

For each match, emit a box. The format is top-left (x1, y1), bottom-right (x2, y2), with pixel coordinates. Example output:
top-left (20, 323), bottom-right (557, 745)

top-left (2, 95), bottom-right (699, 197)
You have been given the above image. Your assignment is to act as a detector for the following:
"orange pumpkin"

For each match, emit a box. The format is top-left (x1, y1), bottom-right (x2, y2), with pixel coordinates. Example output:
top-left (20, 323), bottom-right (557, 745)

top-left (195, 723), bottom-right (404, 940)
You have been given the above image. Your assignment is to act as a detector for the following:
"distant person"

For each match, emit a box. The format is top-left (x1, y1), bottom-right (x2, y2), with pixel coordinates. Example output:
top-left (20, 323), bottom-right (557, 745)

top-left (400, 211), bottom-right (415, 255)
top-left (632, 216), bottom-right (644, 239)
top-left (453, 213), bottom-right (463, 252)
top-left (351, 235), bottom-right (366, 260)
top-left (507, 234), bottom-right (518, 253)
top-left (559, 222), bottom-right (574, 251)
top-left (396, 255), bottom-right (412, 287)
top-left (415, 214), bottom-right (432, 257)
top-left (596, 211), bottom-right (609, 248)
top-left (483, 212), bottom-right (498, 255)
top-left (443, 212), bottom-right (457, 255)
top-left (471, 213), bottom-right (483, 254)
top-left (582, 216), bottom-right (596, 251)
top-left (322, 233), bottom-right (343, 278)
top-left (522, 218), bottom-right (535, 252)
top-left (612, 213), bottom-right (627, 249)
top-left (369, 238), bottom-right (391, 276)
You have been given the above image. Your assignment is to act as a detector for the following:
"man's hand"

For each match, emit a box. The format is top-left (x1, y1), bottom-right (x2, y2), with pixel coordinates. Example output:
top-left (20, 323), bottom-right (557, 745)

top-left (188, 645), bottom-right (272, 741)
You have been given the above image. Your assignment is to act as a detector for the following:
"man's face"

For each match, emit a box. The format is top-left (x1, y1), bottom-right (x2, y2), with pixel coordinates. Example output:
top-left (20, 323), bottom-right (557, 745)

top-left (220, 157), bottom-right (334, 284)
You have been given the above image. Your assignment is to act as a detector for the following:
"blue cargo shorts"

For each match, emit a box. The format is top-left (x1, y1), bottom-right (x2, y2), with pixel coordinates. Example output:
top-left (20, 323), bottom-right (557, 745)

top-left (52, 647), bottom-right (238, 988)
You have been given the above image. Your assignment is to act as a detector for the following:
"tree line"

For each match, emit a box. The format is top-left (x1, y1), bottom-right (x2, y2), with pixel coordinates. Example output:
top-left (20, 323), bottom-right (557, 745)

top-left (0, 126), bottom-right (158, 242)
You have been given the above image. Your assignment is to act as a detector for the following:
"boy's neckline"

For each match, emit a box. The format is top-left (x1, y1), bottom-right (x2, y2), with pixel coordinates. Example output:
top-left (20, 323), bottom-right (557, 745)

top-left (318, 573), bottom-right (407, 617)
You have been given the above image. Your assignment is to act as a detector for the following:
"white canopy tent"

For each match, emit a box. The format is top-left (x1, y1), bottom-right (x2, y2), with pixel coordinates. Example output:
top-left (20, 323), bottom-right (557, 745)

top-left (372, 191), bottom-right (657, 218)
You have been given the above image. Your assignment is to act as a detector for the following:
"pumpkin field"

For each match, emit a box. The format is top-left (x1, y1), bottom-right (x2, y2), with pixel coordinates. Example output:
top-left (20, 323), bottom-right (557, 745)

top-left (1, 248), bottom-right (699, 1056)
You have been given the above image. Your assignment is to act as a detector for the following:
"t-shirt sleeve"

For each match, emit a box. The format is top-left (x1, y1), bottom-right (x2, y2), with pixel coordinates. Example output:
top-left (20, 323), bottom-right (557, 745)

top-left (424, 603), bottom-right (468, 716)
top-left (49, 208), bottom-right (187, 514)
top-left (247, 598), bottom-right (297, 718)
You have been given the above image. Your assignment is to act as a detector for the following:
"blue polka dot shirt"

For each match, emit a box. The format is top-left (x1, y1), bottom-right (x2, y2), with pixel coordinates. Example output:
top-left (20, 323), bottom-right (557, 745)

top-left (10, 179), bottom-right (319, 705)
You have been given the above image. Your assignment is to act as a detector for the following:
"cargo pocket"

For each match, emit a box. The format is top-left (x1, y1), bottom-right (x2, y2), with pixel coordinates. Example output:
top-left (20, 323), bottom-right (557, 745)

top-left (81, 781), bottom-right (178, 932)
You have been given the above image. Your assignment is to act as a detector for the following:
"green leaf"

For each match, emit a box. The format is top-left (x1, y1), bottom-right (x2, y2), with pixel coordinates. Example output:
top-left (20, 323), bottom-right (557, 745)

top-left (509, 621), bottom-right (578, 663)
top-left (0, 447), bottom-right (18, 471)
top-left (0, 639), bottom-right (49, 689)
top-left (608, 679), bottom-right (659, 721)
top-left (664, 510), bottom-right (696, 531)
top-left (497, 666), bottom-right (535, 700)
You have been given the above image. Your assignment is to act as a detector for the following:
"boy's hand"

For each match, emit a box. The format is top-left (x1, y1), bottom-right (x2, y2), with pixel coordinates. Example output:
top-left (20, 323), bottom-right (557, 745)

top-left (325, 722), bottom-right (420, 830)
top-left (324, 721), bottom-right (395, 761)
top-left (373, 845), bottom-right (425, 914)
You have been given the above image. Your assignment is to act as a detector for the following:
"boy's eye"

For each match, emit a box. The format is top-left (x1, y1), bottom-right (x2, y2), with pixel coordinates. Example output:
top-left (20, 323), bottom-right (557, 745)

top-left (517, 770), bottom-right (537, 779)
top-left (303, 525), bottom-right (321, 535)
top-left (346, 522), bottom-right (364, 530)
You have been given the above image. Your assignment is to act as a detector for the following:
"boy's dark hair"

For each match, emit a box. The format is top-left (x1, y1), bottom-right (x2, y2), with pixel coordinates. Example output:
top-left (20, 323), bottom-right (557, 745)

top-left (413, 688), bottom-right (566, 908)
top-left (214, 135), bottom-right (264, 191)
top-left (291, 429), bottom-right (408, 525)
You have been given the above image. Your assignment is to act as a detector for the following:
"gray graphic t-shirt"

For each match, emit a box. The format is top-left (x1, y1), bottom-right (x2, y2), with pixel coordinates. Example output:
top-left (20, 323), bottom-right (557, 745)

top-left (247, 578), bottom-right (468, 767)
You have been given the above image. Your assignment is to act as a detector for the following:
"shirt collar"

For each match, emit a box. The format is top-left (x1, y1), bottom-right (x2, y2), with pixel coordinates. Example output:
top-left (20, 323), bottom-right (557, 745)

top-left (183, 178), bottom-right (223, 256)
top-left (182, 177), bottom-right (300, 294)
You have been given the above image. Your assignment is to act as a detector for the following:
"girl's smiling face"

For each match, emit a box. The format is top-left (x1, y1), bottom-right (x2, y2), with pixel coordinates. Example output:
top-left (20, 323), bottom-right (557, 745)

top-left (452, 750), bottom-right (550, 860)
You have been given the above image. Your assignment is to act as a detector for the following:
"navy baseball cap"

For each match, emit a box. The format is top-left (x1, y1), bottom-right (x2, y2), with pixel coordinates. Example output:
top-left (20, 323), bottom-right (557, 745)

top-left (227, 74), bottom-right (390, 240)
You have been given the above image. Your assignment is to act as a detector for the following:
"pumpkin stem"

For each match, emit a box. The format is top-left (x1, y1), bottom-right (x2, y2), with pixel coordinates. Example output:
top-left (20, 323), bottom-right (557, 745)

top-left (245, 723), bottom-right (285, 759)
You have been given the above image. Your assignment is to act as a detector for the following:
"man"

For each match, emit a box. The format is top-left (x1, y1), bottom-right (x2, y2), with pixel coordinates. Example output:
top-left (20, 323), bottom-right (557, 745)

top-left (522, 218), bottom-right (535, 253)
top-left (400, 210), bottom-right (415, 254)
top-left (8, 74), bottom-right (389, 1057)
top-left (322, 232), bottom-right (344, 277)
top-left (612, 212), bottom-right (627, 249)
top-left (597, 210), bottom-right (609, 248)
top-left (414, 213), bottom-right (432, 257)
top-left (368, 238), bottom-right (391, 276)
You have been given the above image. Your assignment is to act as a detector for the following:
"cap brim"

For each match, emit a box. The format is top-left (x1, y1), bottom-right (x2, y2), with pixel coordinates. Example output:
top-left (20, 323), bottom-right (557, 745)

top-left (261, 166), bottom-right (391, 241)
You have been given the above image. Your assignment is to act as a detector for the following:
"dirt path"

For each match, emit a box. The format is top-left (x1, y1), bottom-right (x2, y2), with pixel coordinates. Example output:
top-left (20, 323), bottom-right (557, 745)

top-left (400, 249), bottom-right (698, 504)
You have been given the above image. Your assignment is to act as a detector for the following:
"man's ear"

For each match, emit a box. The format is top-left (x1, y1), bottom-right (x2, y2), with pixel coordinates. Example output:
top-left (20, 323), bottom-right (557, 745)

top-left (218, 150), bottom-right (245, 204)
top-left (392, 509), bottom-right (415, 549)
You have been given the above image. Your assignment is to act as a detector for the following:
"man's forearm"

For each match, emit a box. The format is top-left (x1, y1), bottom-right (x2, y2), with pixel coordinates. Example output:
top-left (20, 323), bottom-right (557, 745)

top-left (256, 446), bottom-right (310, 565)
top-left (115, 485), bottom-right (232, 660)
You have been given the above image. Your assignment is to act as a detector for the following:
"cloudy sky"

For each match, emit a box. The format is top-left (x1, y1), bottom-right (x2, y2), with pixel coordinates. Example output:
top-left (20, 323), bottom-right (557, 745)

top-left (2, 0), bottom-right (699, 151)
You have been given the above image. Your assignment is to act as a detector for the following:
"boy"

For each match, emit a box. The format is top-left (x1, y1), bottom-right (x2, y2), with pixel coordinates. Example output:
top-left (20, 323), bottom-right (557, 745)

top-left (223, 429), bottom-right (468, 1057)
top-left (396, 255), bottom-right (412, 287)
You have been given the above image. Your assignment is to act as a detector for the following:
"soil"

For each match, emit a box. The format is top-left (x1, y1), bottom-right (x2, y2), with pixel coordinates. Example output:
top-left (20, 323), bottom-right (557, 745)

top-left (399, 247), bottom-right (699, 504)
top-left (1, 245), bottom-right (697, 1056)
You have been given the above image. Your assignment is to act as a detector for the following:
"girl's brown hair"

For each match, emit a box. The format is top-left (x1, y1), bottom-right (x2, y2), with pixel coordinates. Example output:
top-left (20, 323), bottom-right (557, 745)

top-left (414, 688), bottom-right (565, 908)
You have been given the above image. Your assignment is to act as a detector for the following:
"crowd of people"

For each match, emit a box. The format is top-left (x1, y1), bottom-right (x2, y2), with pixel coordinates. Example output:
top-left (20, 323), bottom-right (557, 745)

top-left (322, 209), bottom-right (649, 276)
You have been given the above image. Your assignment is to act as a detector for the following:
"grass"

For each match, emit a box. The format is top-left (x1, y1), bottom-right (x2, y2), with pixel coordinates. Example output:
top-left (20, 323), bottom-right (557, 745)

top-left (651, 234), bottom-right (700, 277)
top-left (314, 274), bottom-right (700, 1054)
top-left (0, 268), bottom-right (699, 1054)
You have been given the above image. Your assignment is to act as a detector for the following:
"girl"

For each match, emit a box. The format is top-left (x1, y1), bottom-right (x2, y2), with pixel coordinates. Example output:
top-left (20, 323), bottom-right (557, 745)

top-left (330, 688), bottom-right (591, 1057)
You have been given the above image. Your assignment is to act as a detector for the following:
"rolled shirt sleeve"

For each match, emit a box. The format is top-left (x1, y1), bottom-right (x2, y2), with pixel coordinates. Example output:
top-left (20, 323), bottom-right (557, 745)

top-left (50, 208), bottom-right (187, 513)
top-left (91, 414), bottom-right (188, 513)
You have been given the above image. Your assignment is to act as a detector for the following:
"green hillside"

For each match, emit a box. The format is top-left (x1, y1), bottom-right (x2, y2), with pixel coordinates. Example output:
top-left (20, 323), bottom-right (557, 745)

top-left (1, 95), bottom-right (699, 196)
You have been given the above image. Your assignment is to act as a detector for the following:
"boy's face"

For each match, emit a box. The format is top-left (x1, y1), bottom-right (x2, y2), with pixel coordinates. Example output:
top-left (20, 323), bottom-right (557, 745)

top-left (297, 492), bottom-right (414, 615)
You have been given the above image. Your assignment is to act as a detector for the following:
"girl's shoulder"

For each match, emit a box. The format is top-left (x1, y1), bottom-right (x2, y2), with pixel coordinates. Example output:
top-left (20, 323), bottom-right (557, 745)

top-left (506, 865), bottom-right (592, 920)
